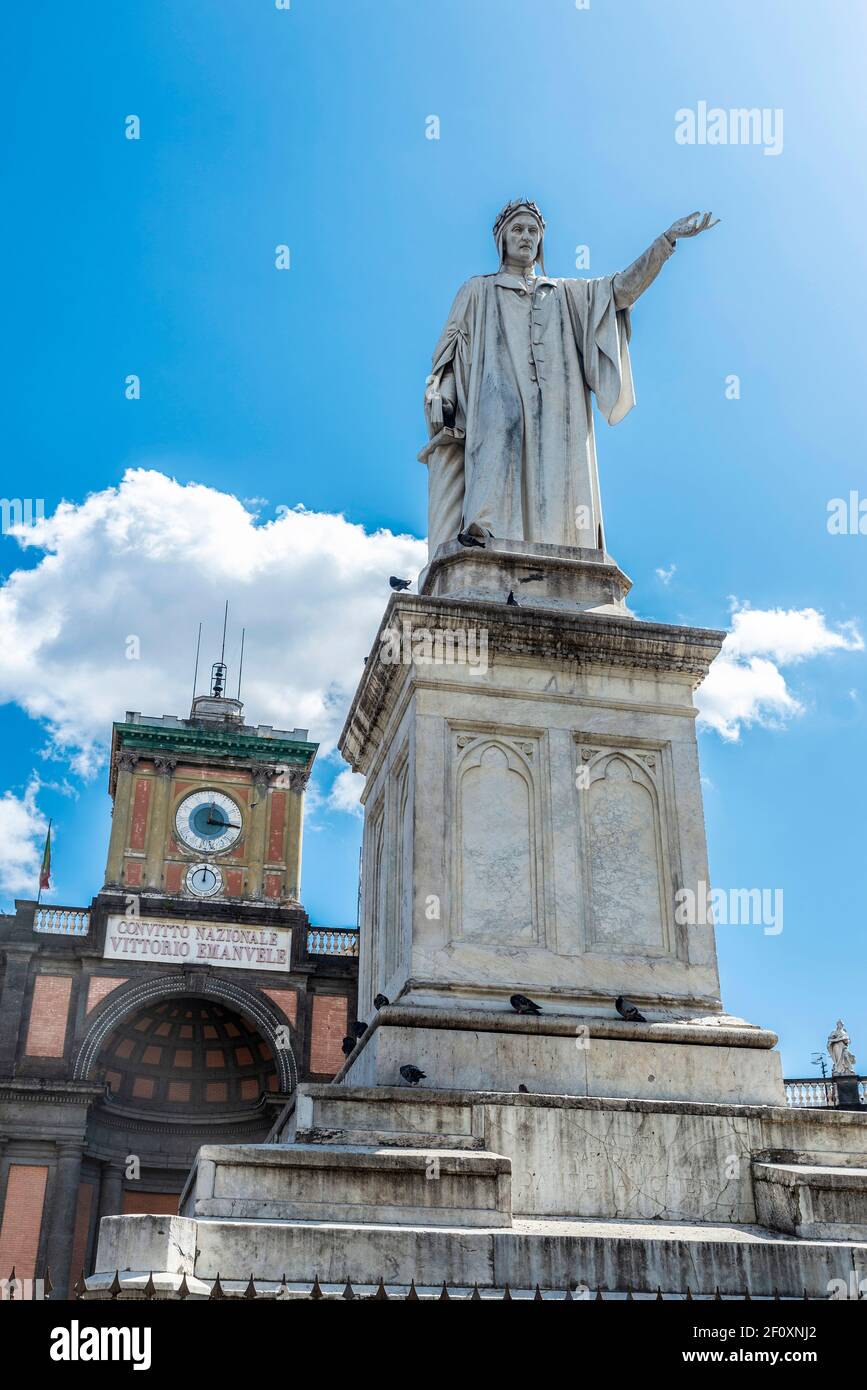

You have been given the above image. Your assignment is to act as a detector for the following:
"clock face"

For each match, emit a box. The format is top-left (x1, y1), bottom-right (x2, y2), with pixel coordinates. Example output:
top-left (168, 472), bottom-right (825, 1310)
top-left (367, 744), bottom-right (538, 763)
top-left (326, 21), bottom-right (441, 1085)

top-left (185, 862), bottom-right (223, 898)
top-left (175, 790), bottom-right (242, 854)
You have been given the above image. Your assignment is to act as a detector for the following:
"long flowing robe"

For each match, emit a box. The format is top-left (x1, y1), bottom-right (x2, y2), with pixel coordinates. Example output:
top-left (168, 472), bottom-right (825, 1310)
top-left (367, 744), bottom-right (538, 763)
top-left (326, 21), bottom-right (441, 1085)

top-left (419, 234), bottom-right (675, 555)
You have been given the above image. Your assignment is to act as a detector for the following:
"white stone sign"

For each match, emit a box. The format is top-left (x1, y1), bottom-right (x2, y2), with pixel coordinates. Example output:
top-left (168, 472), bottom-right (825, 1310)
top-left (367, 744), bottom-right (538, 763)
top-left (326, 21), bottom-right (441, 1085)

top-left (104, 914), bottom-right (291, 972)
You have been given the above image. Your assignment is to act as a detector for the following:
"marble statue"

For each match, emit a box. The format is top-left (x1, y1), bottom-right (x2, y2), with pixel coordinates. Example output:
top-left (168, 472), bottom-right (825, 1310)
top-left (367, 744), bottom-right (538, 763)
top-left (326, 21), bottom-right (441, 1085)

top-left (419, 200), bottom-right (718, 556)
top-left (828, 1019), bottom-right (857, 1076)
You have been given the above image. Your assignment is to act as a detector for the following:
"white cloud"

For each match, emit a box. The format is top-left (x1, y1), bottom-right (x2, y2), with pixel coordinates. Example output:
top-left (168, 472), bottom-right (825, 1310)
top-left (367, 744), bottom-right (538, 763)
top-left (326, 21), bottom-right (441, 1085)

top-left (722, 604), bottom-right (863, 665)
top-left (0, 777), bottom-right (49, 901)
top-left (328, 768), bottom-right (366, 817)
top-left (0, 468), bottom-right (427, 776)
top-left (655, 563), bottom-right (677, 585)
top-left (697, 602), bottom-right (863, 740)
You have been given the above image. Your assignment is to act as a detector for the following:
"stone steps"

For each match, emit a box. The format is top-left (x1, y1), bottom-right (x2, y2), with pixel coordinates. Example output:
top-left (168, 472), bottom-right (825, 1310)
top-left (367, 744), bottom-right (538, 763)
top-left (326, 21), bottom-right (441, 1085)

top-left (94, 1210), bottom-right (867, 1299)
top-left (179, 1142), bottom-right (512, 1228)
top-left (754, 1161), bottom-right (867, 1241)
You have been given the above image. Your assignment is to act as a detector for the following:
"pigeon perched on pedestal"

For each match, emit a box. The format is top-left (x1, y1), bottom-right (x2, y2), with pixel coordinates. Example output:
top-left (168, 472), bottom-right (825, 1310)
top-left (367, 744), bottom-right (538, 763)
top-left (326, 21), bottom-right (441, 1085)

top-left (457, 530), bottom-right (485, 548)
top-left (506, 590), bottom-right (519, 606)
top-left (352, 1020), bottom-right (367, 1039)
top-left (373, 993), bottom-right (389, 1010)
top-left (510, 993), bottom-right (542, 1016)
top-left (341, 1036), bottom-right (356, 1057)
top-left (399, 1064), bottom-right (426, 1087)
top-left (616, 996), bottom-right (646, 1023)
top-left (389, 576), bottom-right (411, 591)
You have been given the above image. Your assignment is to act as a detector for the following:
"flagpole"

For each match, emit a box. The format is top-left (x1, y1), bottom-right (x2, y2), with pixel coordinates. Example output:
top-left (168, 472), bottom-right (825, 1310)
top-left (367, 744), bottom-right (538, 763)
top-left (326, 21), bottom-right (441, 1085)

top-left (37, 818), bottom-right (52, 906)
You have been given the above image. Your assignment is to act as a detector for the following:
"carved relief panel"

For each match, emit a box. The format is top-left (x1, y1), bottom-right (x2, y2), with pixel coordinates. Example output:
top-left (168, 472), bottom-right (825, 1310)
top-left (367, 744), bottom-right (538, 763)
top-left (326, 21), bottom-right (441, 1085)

top-left (576, 742), bottom-right (680, 958)
top-left (451, 731), bottom-right (545, 947)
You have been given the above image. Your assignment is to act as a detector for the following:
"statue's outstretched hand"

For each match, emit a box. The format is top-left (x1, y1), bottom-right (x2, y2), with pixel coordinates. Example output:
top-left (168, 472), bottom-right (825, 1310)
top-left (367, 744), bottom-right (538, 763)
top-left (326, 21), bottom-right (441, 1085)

top-left (666, 211), bottom-right (720, 241)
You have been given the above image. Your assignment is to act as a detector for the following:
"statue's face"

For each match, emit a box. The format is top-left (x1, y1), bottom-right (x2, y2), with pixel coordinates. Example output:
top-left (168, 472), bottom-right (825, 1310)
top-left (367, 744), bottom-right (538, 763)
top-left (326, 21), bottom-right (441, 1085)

top-left (503, 214), bottom-right (542, 267)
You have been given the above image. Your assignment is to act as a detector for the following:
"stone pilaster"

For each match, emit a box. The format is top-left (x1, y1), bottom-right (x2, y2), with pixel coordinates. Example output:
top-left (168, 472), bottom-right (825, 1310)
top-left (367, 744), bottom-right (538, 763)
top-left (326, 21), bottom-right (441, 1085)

top-left (246, 765), bottom-right (275, 899)
top-left (284, 766), bottom-right (309, 901)
top-left (47, 1142), bottom-right (83, 1300)
top-left (144, 757), bottom-right (177, 889)
top-left (104, 752), bottom-right (139, 886)
top-left (96, 1161), bottom-right (125, 1229)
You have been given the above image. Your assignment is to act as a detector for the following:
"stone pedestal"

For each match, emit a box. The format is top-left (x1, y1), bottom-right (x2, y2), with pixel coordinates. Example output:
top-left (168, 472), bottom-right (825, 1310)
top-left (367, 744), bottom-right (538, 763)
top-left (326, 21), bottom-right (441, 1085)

top-left (339, 543), bottom-right (780, 1102)
top-left (89, 543), bottom-right (867, 1299)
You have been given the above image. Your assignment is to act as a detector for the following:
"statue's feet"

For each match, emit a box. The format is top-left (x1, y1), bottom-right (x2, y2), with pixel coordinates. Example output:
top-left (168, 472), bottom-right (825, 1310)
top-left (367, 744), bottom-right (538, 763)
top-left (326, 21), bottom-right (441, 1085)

top-left (457, 530), bottom-right (485, 548)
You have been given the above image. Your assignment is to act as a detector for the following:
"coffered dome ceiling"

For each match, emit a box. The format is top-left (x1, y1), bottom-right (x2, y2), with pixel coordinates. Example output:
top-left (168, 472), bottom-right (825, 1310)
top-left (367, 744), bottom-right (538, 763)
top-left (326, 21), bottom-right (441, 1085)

top-left (98, 996), bottom-right (278, 1111)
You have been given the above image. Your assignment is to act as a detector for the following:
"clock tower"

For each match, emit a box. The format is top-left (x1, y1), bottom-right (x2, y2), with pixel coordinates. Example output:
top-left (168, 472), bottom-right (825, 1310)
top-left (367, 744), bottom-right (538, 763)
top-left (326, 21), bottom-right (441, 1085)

top-left (103, 674), bottom-right (317, 908)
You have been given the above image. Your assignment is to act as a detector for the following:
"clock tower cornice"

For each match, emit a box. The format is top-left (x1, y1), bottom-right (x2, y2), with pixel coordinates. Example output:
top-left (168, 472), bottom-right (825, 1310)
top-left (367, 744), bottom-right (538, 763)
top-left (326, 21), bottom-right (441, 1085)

top-left (109, 720), bottom-right (317, 795)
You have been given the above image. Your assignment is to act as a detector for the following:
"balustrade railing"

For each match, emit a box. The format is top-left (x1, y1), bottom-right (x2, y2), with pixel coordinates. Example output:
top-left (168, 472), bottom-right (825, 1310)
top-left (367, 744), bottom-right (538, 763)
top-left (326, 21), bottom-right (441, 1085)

top-left (783, 1076), bottom-right (865, 1108)
top-left (32, 905), bottom-right (90, 936)
top-left (306, 927), bottom-right (359, 957)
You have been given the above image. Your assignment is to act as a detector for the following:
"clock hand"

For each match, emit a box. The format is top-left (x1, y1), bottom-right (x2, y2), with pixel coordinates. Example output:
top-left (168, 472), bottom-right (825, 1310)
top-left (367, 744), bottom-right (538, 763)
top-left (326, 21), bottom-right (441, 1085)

top-left (205, 815), bottom-right (241, 829)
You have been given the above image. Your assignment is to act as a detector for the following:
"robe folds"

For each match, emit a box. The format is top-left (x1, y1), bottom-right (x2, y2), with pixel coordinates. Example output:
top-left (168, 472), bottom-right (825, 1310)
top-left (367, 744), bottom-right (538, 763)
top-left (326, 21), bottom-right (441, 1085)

top-left (419, 233), bottom-right (674, 554)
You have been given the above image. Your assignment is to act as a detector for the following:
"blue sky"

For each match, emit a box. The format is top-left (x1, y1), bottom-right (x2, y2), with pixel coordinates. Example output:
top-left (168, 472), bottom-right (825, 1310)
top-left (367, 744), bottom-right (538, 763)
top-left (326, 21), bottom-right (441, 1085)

top-left (1, 0), bottom-right (865, 1074)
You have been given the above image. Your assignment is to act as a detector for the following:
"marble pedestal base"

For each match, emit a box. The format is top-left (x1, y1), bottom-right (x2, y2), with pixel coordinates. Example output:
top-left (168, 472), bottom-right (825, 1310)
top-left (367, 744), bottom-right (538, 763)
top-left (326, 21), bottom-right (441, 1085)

top-left (337, 1005), bottom-right (786, 1106)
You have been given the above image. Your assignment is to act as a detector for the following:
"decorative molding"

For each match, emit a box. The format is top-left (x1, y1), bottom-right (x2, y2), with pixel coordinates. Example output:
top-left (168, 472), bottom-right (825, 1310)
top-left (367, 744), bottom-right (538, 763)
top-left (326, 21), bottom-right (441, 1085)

top-left (340, 597), bottom-right (724, 774)
top-left (250, 762), bottom-right (278, 790)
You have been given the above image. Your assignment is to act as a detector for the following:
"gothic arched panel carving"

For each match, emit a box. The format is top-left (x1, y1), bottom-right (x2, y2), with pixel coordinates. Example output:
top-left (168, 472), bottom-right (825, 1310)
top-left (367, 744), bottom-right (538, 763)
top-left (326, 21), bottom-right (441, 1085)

top-left (455, 737), bottom-right (539, 945)
top-left (584, 751), bottom-right (669, 955)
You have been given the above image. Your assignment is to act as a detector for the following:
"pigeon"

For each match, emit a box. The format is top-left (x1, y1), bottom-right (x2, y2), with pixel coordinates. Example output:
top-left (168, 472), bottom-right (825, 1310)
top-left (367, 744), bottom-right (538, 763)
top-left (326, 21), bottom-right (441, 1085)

top-left (399, 1064), bottom-right (426, 1087)
top-left (373, 993), bottom-right (389, 1010)
top-left (341, 1035), bottom-right (356, 1057)
top-left (510, 993), bottom-right (542, 1016)
top-left (518, 1084), bottom-right (529, 1094)
top-left (389, 576), bottom-right (411, 591)
top-left (616, 995), bottom-right (646, 1023)
top-left (457, 530), bottom-right (485, 548)
top-left (506, 590), bottom-right (519, 606)
top-left (352, 1020), bottom-right (367, 1039)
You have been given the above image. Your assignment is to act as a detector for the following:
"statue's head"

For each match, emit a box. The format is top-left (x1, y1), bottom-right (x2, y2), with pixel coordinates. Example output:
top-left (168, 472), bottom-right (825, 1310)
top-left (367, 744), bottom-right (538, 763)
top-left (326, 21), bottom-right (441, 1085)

top-left (493, 199), bottom-right (546, 273)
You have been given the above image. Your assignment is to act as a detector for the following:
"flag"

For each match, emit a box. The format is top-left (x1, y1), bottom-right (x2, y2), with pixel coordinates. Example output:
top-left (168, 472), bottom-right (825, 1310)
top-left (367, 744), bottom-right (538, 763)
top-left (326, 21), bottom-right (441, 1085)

top-left (39, 822), bottom-right (51, 891)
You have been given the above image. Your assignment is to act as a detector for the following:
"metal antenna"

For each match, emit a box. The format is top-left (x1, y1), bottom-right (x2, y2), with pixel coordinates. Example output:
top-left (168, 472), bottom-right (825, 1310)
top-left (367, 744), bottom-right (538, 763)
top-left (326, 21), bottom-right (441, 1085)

top-left (191, 622), bottom-right (202, 702)
top-left (237, 628), bottom-right (246, 700)
top-left (219, 600), bottom-right (229, 664)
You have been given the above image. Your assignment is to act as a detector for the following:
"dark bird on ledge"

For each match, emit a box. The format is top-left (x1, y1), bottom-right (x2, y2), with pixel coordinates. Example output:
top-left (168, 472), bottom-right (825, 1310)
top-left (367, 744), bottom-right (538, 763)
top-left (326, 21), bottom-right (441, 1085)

top-left (506, 590), bottom-right (519, 606)
top-left (510, 993), bottom-right (542, 1016)
top-left (389, 576), bottom-right (411, 591)
top-left (341, 1036), bottom-right (356, 1057)
top-left (457, 530), bottom-right (485, 548)
top-left (373, 993), bottom-right (389, 1010)
top-left (352, 1020), bottom-right (367, 1039)
top-left (399, 1064), bottom-right (426, 1087)
top-left (616, 995), bottom-right (646, 1023)
top-left (518, 1084), bottom-right (529, 1093)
